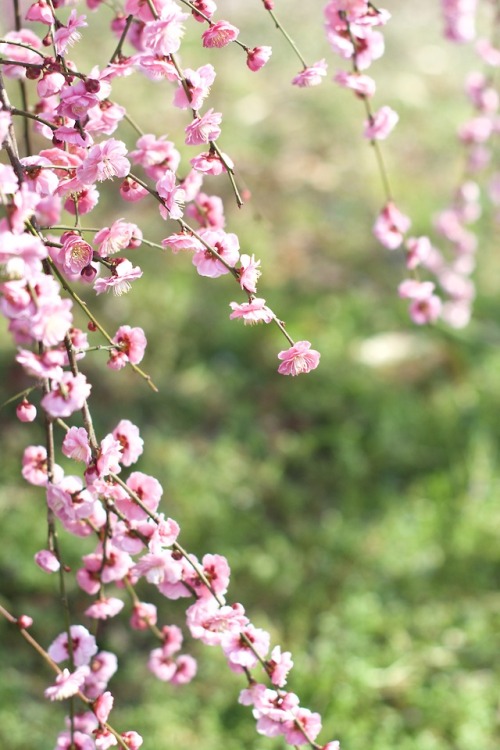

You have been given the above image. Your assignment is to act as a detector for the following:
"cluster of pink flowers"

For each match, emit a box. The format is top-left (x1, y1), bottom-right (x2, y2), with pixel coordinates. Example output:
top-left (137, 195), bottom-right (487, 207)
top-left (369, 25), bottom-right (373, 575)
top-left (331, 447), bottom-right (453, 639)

top-left (321, 0), bottom-right (499, 326)
top-left (0, 0), bottom-right (327, 748)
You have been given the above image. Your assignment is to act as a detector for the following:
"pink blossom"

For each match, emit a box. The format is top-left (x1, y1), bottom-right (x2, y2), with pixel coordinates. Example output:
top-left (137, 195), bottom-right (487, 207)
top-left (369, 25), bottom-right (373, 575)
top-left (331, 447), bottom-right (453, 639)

top-left (222, 624), bottom-right (271, 672)
top-left (156, 171), bottom-right (186, 220)
top-left (112, 420), bottom-right (144, 466)
top-left (83, 651), bottom-right (118, 699)
top-left (398, 279), bottom-right (442, 325)
top-left (229, 298), bottom-right (274, 325)
top-left (41, 372), bottom-right (91, 418)
top-left (192, 229), bottom-right (240, 277)
top-left (45, 666), bottom-right (90, 701)
top-left (292, 60), bottom-right (328, 87)
top-left (267, 645), bottom-right (294, 687)
top-left (25, 0), bottom-right (55, 24)
top-left (62, 426), bottom-right (92, 464)
top-left (162, 232), bottom-right (204, 254)
top-left (47, 476), bottom-right (96, 524)
top-left (133, 549), bottom-right (183, 587)
top-left (442, 0), bottom-right (477, 43)
top-left (22, 445), bottom-right (63, 486)
top-left (246, 46), bottom-right (273, 72)
top-left (94, 259), bottom-right (143, 296)
top-left (190, 150), bottom-right (233, 175)
top-left (173, 64), bottom-right (216, 110)
top-left (135, 54), bottom-right (181, 82)
top-left (34, 549), bottom-right (61, 573)
top-left (185, 193), bottom-right (225, 229)
top-left (48, 625), bottom-right (98, 666)
top-left (185, 109), bottom-right (222, 145)
top-left (141, 7), bottom-right (189, 55)
top-left (120, 731), bottom-right (143, 750)
top-left (202, 20), bottom-right (239, 48)
top-left (94, 691), bottom-right (114, 723)
top-left (130, 602), bottom-right (157, 630)
top-left (161, 624), bottom-right (184, 656)
top-left (191, 0), bottom-right (217, 22)
top-left (130, 134), bottom-right (181, 179)
top-left (108, 325), bottom-right (147, 370)
top-left (405, 236), bottom-right (432, 270)
top-left (94, 219), bottom-right (142, 258)
top-left (96, 434), bottom-right (123, 476)
top-left (373, 202), bottom-right (411, 249)
top-left (0, 30), bottom-right (42, 79)
top-left (364, 105), bottom-right (399, 140)
top-left (120, 178), bottom-right (149, 202)
top-left (334, 70), bottom-right (376, 97)
top-left (238, 254), bottom-right (262, 293)
top-left (85, 597), bottom-right (124, 620)
top-left (284, 707), bottom-right (322, 745)
top-left (77, 139), bottom-right (130, 183)
top-left (16, 399), bottom-right (37, 422)
top-left (186, 600), bottom-right (249, 645)
top-left (54, 730), bottom-right (95, 750)
top-left (148, 647), bottom-right (177, 681)
top-left (170, 654), bottom-right (197, 685)
top-left (277, 341), bottom-right (321, 376)
top-left (54, 10), bottom-right (88, 55)
top-left (59, 232), bottom-right (94, 276)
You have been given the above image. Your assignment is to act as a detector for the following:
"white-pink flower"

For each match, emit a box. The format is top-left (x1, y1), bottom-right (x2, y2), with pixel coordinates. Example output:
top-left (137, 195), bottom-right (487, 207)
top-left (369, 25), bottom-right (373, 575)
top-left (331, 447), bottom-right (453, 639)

top-left (292, 60), bottom-right (328, 87)
top-left (229, 298), bottom-right (274, 325)
top-left (48, 625), bottom-right (98, 666)
top-left (202, 20), bottom-right (239, 48)
top-left (41, 372), bottom-right (91, 418)
top-left (44, 666), bottom-right (90, 701)
top-left (277, 341), bottom-right (321, 376)
top-left (77, 139), bottom-right (130, 183)
top-left (364, 105), bottom-right (399, 140)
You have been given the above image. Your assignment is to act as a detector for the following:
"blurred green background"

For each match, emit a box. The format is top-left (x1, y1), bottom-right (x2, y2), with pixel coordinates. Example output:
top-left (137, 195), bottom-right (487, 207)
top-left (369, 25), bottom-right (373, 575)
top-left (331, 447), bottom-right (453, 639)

top-left (1, 1), bottom-right (500, 749)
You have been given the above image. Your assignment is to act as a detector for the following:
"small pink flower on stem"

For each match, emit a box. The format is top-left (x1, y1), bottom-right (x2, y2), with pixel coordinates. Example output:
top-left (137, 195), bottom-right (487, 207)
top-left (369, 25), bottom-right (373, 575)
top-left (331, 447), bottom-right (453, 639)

top-left (373, 202), bottom-right (411, 249)
top-left (202, 20), bottom-right (239, 48)
top-left (16, 398), bottom-right (37, 422)
top-left (44, 666), bottom-right (90, 701)
top-left (246, 46), bottom-right (272, 72)
top-left (277, 341), bottom-right (321, 376)
top-left (34, 549), bottom-right (60, 573)
top-left (292, 60), bottom-right (328, 87)
top-left (364, 105), bottom-right (399, 140)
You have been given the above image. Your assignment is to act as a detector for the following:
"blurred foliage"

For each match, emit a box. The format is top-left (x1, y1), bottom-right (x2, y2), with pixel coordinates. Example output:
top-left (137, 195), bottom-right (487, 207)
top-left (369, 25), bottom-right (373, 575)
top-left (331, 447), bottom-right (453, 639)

top-left (1, 1), bottom-right (500, 749)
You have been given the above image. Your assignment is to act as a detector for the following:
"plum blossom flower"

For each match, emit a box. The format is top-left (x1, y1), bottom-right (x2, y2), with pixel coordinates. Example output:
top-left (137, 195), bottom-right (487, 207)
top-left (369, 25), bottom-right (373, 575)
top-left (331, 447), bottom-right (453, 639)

top-left (141, 7), bottom-right (189, 55)
top-left (44, 666), bottom-right (90, 701)
top-left (130, 602), bottom-right (157, 630)
top-left (185, 109), bottom-right (222, 145)
top-left (334, 70), bottom-right (376, 97)
top-left (246, 46), bottom-right (272, 72)
top-left (229, 298), bottom-right (274, 325)
top-left (16, 399), bottom-right (37, 422)
top-left (48, 625), bottom-right (98, 666)
top-left (277, 341), bottom-right (321, 376)
top-left (202, 20), bottom-right (239, 48)
top-left (238, 254), bottom-right (261, 293)
top-left (94, 258), bottom-right (143, 296)
top-left (62, 426), bottom-right (92, 464)
top-left (173, 64), bottom-right (216, 109)
top-left (34, 549), bottom-right (61, 573)
top-left (292, 60), bottom-right (328, 87)
top-left (364, 106), bottom-right (399, 140)
top-left (193, 228), bottom-right (239, 277)
top-left (41, 372), bottom-right (91, 418)
top-left (77, 139), bottom-right (130, 183)
top-left (156, 170), bottom-right (186, 220)
top-left (54, 10), bottom-right (88, 55)
top-left (94, 220), bottom-right (142, 257)
top-left (267, 645), bottom-right (294, 687)
top-left (108, 325), bottom-right (147, 369)
top-left (112, 420), bottom-right (144, 466)
top-left (222, 623), bottom-right (271, 672)
top-left (85, 597), bottom-right (124, 620)
top-left (373, 201), bottom-right (411, 249)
